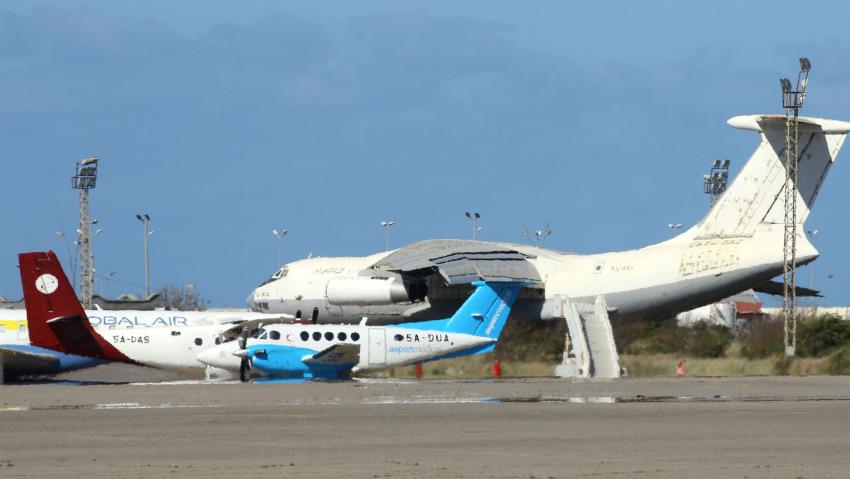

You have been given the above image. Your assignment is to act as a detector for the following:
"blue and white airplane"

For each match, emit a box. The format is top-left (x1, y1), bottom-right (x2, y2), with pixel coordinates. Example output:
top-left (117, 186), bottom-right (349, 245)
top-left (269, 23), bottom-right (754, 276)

top-left (197, 281), bottom-right (524, 380)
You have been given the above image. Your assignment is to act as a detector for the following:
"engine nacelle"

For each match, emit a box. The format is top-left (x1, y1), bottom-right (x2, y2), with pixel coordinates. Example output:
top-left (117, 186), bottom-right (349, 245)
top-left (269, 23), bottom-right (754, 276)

top-left (326, 277), bottom-right (410, 305)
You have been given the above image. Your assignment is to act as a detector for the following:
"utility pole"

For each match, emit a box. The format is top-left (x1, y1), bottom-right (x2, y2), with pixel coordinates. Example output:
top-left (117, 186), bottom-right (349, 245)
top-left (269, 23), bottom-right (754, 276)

top-left (780, 57), bottom-right (811, 357)
top-left (136, 214), bottom-right (153, 298)
top-left (272, 228), bottom-right (288, 266)
top-left (465, 212), bottom-right (481, 240)
top-left (380, 221), bottom-right (395, 251)
top-left (72, 157), bottom-right (99, 309)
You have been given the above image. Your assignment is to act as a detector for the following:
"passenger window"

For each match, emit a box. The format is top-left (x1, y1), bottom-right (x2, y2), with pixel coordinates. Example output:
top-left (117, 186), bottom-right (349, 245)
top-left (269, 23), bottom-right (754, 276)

top-left (215, 337), bottom-right (221, 345)
top-left (324, 332), bottom-right (334, 341)
top-left (194, 338), bottom-right (203, 346)
top-left (394, 334), bottom-right (404, 342)
top-left (312, 331), bottom-right (322, 341)
top-left (300, 331), bottom-right (309, 341)
top-left (270, 331), bottom-right (281, 341)
top-left (171, 331), bottom-right (181, 336)
top-left (351, 332), bottom-right (360, 341)
top-left (338, 332), bottom-right (347, 341)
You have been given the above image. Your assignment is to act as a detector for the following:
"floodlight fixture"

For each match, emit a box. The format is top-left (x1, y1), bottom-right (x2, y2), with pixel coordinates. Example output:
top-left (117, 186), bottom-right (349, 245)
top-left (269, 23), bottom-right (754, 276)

top-left (465, 212), bottom-right (481, 239)
top-left (380, 220), bottom-right (395, 251)
top-left (272, 227), bottom-right (288, 266)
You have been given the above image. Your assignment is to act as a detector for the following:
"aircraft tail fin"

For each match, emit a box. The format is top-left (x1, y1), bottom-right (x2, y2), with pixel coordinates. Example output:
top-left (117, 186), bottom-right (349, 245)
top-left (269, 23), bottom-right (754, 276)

top-left (18, 251), bottom-right (127, 361)
top-left (439, 281), bottom-right (523, 339)
top-left (693, 115), bottom-right (850, 238)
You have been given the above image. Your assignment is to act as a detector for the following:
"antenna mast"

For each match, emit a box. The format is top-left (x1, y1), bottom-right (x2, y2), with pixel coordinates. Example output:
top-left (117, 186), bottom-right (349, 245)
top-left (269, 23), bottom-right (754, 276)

top-left (780, 58), bottom-right (810, 357)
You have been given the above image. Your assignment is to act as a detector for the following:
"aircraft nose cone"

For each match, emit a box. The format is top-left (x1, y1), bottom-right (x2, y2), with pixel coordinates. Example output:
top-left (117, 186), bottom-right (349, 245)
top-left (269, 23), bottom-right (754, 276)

top-left (246, 289), bottom-right (258, 311)
top-left (197, 342), bottom-right (242, 371)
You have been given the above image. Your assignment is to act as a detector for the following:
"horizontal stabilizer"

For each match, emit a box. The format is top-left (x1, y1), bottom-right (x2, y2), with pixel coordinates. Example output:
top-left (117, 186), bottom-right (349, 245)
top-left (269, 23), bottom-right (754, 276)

top-left (754, 280), bottom-right (821, 298)
top-left (1, 346), bottom-right (60, 370)
top-left (302, 343), bottom-right (360, 367)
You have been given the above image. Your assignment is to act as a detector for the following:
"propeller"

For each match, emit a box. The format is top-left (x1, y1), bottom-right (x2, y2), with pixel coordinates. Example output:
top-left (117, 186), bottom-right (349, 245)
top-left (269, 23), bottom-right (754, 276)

top-left (239, 355), bottom-right (251, 382)
top-left (237, 324), bottom-right (256, 383)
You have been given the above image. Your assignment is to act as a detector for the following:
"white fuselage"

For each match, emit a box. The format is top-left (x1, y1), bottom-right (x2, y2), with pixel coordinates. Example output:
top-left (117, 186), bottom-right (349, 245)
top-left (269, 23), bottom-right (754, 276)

top-left (247, 228), bottom-right (814, 322)
top-left (100, 324), bottom-right (230, 370)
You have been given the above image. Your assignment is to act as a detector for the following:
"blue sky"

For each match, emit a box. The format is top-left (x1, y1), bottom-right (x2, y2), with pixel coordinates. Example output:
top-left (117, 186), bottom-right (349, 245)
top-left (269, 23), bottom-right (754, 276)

top-left (1, 1), bottom-right (849, 307)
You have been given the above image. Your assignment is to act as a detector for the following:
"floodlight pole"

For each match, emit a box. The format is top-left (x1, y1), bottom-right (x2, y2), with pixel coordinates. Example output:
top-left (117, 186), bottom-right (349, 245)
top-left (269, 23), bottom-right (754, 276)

top-left (780, 57), bottom-right (810, 357)
top-left (465, 212), bottom-right (481, 240)
top-left (380, 221), bottom-right (395, 251)
top-left (136, 214), bottom-right (152, 298)
top-left (667, 223), bottom-right (683, 235)
top-left (272, 228), bottom-right (288, 266)
top-left (72, 157), bottom-right (99, 309)
top-left (704, 159), bottom-right (730, 207)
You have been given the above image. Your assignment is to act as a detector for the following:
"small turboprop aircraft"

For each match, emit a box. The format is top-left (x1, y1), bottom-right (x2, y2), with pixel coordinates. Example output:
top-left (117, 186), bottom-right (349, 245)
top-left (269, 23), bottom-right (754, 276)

top-left (197, 280), bottom-right (523, 380)
top-left (16, 251), bottom-right (289, 379)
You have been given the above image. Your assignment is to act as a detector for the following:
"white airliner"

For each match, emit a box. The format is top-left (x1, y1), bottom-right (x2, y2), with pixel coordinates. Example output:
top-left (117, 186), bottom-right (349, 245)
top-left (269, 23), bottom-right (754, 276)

top-left (247, 115), bottom-right (850, 325)
top-left (13, 251), bottom-right (289, 379)
top-left (198, 281), bottom-right (523, 380)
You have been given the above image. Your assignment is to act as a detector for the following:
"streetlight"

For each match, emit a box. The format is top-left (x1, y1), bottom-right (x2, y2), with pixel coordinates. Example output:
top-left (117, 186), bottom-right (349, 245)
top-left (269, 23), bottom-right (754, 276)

top-left (380, 220), bottom-right (395, 251)
top-left (272, 228), bottom-right (288, 266)
top-left (136, 214), bottom-right (153, 298)
top-left (55, 230), bottom-right (76, 289)
top-left (90, 227), bottom-right (103, 299)
top-left (668, 223), bottom-right (683, 235)
top-left (465, 212), bottom-right (482, 240)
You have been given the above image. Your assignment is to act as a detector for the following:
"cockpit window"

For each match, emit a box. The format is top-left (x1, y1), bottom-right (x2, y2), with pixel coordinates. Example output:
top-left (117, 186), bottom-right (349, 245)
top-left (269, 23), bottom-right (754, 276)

top-left (257, 266), bottom-right (290, 287)
top-left (258, 330), bottom-right (269, 340)
top-left (252, 327), bottom-right (265, 339)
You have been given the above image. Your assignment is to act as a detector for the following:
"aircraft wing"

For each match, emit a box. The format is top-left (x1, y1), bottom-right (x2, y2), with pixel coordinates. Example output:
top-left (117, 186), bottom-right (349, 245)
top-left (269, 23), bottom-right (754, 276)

top-left (216, 317), bottom-right (295, 342)
top-left (366, 239), bottom-right (542, 286)
top-left (0, 345), bottom-right (61, 370)
top-left (302, 343), bottom-right (360, 367)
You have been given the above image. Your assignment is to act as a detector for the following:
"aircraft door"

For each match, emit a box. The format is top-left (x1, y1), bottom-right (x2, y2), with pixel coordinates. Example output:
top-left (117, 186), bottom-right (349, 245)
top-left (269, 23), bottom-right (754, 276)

top-left (368, 328), bottom-right (386, 367)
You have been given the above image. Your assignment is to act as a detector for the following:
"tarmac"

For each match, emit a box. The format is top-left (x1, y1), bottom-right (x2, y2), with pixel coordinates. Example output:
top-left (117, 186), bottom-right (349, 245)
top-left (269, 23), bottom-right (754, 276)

top-left (1, 376), bottom-right (850, 478)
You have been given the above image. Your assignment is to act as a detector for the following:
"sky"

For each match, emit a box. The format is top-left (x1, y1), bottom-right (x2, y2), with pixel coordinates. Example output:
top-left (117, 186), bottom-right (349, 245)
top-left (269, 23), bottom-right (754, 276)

top-left (1, 1), bottom-right (850, 307)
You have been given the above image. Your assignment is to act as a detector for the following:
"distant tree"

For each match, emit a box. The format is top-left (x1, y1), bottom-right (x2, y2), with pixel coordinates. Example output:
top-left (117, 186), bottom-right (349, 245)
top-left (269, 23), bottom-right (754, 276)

top-left (159, 284), bottom-right (209, 311)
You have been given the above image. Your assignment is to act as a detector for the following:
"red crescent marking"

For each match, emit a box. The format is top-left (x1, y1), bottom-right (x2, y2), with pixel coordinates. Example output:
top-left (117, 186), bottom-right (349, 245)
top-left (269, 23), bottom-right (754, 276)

top-left (285, 333), bottom-right (295, 342)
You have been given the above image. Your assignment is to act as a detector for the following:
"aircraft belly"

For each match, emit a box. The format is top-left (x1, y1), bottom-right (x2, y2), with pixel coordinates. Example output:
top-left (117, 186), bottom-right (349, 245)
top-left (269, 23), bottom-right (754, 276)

top-left (586, 261), bottom-right (786, 318)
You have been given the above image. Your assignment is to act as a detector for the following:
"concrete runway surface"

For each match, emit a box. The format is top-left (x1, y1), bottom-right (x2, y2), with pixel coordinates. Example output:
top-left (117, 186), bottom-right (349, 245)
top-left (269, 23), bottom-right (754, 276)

top-left (1, 376), bottom-right (849, 478)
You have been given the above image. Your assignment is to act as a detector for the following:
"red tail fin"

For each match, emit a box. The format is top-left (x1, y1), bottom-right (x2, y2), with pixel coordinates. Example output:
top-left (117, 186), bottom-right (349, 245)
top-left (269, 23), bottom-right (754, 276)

top-left (19, 251), bottom-right (130, 362)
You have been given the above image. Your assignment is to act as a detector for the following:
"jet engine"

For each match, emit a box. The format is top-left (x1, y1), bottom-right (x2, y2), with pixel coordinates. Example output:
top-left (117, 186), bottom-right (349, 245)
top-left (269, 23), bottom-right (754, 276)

top-left (326, 277), bottom-right (410, 305)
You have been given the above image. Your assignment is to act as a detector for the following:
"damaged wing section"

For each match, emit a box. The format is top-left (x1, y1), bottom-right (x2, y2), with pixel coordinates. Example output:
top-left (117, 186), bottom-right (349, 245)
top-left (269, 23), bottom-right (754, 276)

top-left (367, 239), bottom-right (542, 286)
